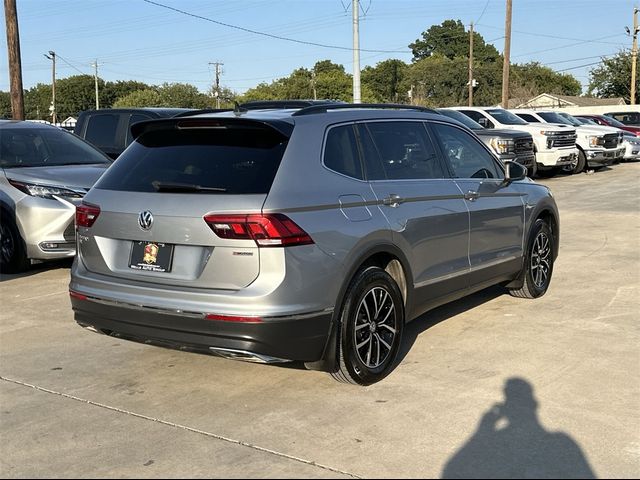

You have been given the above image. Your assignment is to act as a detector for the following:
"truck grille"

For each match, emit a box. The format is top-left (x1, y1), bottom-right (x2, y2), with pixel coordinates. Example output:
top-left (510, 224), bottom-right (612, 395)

top-left (549, 133), bottom-right (577, 148)
top-left (603, 133), bottom-right (619, 149)
top-left (514, 137), bottom-right (534, 153)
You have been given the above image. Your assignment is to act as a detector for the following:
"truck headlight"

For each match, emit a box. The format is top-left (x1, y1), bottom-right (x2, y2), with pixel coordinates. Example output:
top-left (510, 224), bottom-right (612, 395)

top-left (8, 179), bottom-right (84, 199)
top-left (586, 135), bottom-right (603, 147)
top-left (489, 138), bottom-right (514, 154)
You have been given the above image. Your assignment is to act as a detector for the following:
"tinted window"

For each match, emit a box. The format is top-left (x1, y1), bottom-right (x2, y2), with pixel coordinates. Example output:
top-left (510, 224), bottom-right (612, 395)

top-left (324, 125), bottom-right (363, 180)
top-left (85, 114), bottom-right (120, 147)
top-left (0, 127), bottom-right (111, 168)
top-left (364, 121), bottom-right (446, 180)
top-left (607, 112), bottom-right (640, 125)
top-left (516, 113), bottom-right (539, 123)
top-left (486, 109), bottom-right (528, 125)
top-left (355, 124), bottom-right (386, 180)
top-left (538, 112), bottom-right (572, 125)
top-left (126, 114), bottom-right (152, 145)
top-left (437, 109), bottom-right (483, 130)
top-left (95, 124), bottom-right (287, 194)
top-left (459, 110), bottom-right (494, 128)
top-left (431, 123), bottom-right (502, 179)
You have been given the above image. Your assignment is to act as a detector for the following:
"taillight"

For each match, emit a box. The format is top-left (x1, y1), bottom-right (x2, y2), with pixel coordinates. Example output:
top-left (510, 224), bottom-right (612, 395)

top-left (205, 313), bottom-right (262, 323)
top-left (204, 213), bottom-right (313, 247)
top-left (76, 202), bottom-right (100, 228)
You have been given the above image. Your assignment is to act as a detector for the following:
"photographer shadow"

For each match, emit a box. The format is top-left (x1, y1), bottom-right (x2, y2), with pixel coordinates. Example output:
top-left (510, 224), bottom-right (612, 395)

top-left (442, 378), bottom-right (596, 479)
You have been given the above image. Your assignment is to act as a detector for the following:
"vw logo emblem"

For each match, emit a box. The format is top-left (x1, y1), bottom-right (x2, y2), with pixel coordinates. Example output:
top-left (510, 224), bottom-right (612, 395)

top-left (138, 211), bottom-right (154, 230)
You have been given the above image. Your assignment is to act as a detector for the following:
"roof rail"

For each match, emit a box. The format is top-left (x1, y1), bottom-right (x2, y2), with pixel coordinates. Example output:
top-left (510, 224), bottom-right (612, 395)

top-left (291, 103), bottom-right (437, 117)
top-left (240, 100), bottom-right (344, 110)
top-left (173, 108), bottom-right (233, 118)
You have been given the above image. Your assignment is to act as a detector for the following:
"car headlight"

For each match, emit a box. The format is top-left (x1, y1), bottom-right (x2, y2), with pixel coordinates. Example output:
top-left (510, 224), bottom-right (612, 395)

top-left (489, 138), bottom-right (514, 154)
top-left (8, 179), bottom-right (84, 199)
top-left (540, 130), bottom-right (556, 136)
top-left (586, 135), bottom-right (603, 147)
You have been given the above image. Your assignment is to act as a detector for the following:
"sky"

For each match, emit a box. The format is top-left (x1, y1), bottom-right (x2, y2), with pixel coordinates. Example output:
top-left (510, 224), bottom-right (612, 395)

top-left (1, 0), bottom-right (636, 96)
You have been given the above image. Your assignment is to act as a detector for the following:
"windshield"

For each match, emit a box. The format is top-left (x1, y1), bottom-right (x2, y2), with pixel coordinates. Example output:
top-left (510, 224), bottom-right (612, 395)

top-left (585, 115), bottom-right (626, 128)
top-left (436, 109), bottom-right (483, 130)
top-left (556, 112), bottom-right (583, 127)
top-left (538, 112), bottom-right (573, 126)
top-left (0, 126), bottom-right (111, 169)
top-left (486, 109), bottom-right (528, 125)
top-left (95, 124), bottom-right (288, 194)
top-left (574, 117), bottom-right (597, 125)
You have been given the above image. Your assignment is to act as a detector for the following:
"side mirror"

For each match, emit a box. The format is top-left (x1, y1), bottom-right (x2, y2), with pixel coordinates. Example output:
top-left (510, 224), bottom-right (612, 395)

top-left (478, 117), bottom-right (493, 129)
top-left (504, 161), bottom-right (528, 183)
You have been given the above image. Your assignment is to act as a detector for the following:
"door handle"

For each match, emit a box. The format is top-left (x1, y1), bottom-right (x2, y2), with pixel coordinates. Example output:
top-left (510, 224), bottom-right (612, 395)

top-left (382, 194), bottom-right (404, 207)
top-left (464, 190), bottom-right (479, 201)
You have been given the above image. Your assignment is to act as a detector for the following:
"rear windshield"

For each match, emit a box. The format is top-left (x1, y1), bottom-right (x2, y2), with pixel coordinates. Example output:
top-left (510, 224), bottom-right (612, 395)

top-left (94, 124), bottom-right (288, 194)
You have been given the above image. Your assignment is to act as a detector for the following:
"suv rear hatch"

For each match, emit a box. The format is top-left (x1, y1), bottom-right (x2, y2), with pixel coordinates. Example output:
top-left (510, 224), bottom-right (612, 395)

top-left (77, 117), bottom-right (292, 290)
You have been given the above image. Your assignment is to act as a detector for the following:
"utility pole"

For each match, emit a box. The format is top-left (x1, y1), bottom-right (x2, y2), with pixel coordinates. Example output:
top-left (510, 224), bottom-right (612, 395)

top-left (4, 0), bottom-right (24, 120)
top-left (209, 61), bottom-right (224, 108)
top-left (44, 51), bottom-right (57, 123)
top-left (91, 59), bottom-right (100, 110)
top-left (501, 0), bottom-right (512, 108)
top-left (625, 8), bottom-right (639, 104)
top-left (352, 0), bottom-right (361, 104)
top-left (468, 22), bottom-right (474, 107)
top-left (311, 70), bottom-right (317, 100)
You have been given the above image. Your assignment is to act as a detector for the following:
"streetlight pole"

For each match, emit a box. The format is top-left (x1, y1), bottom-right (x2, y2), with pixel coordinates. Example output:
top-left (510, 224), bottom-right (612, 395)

top-left (44, 51), bottom-right (57, 123)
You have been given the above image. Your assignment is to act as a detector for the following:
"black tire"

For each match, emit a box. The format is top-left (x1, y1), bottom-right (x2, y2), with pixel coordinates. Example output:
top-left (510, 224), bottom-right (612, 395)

top-left (331, 266), bottom-right (404, 386)
top-left (0, 217), bottom-right (29, 274)
top-left (562, 150), bottom-right (586, 175)
top-left (509, 219), bottom-right (554, 299)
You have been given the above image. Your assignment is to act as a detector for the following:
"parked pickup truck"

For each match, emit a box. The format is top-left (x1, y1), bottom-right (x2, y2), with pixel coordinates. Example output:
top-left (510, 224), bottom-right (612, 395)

top-left (436, 108), bottom-right (536, 176)
top-left (448, 107), bottom-right (577, 177)
top-left (511, 109), bottom-right (623, 174)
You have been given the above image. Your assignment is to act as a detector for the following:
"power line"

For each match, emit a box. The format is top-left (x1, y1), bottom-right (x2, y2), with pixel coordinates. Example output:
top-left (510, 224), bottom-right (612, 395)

top-left (477, 23), bottom-right (625, 45)
top-left (475, 0), bottom-right (490, 24)
top-left (513, 34), bottom-right (626, 59)
top-left (55, 54), bottom-right (88, 75)
top-left (141, 0), bottom-right (408, 54)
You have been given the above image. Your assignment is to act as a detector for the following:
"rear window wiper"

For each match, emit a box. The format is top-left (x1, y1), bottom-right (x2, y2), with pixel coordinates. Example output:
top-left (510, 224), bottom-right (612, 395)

top-left (151, 181), bottom-right (227, 193)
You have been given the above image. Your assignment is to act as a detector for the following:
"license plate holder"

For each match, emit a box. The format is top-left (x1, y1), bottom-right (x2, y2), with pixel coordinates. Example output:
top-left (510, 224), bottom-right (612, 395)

top-left (129, 241), bottom-right (174, 273)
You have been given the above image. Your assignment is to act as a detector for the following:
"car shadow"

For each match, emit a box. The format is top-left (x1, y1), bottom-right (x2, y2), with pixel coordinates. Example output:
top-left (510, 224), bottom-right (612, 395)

top-left (0, 258), bottom-right (73, 282)
top-left (440, 377), bottom-right (596, 478)
top-left (396, 285), bottom-right (505, 366)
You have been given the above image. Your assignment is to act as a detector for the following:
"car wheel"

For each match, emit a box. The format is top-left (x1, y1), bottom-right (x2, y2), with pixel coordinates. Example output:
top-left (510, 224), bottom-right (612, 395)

top-left (0, 217), bottom-right (29, 274)
top-left (509, 219), bottom-right (554, 299)
top-left (562, 150), bottom-right (586, 175)
top-left (331, 266), bottom-right (404, 385)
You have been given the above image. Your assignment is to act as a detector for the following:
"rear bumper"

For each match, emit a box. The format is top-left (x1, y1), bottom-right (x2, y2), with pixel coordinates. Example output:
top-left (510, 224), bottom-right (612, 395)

top-left (71, 294), bottom-right (333, 363)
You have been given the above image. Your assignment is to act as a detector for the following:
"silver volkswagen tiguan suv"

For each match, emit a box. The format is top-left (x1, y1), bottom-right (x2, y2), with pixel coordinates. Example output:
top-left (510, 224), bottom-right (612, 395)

top-left (70, 104), bottom-right (559, 385)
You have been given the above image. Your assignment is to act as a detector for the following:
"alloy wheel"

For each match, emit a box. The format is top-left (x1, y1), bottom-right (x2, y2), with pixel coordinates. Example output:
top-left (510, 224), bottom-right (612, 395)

top-left (530, 232), bottom-right (551, 288)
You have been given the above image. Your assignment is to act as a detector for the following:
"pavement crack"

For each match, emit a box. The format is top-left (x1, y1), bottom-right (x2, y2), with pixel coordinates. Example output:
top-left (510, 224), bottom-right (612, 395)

top-left (0, 375), bottom-right (361, 479)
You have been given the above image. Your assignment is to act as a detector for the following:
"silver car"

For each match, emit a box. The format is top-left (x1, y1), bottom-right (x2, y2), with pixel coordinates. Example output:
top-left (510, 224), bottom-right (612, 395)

top-left (0, 121), bottom-right (111, 272)
top-left (70, 104), bottom-right (559, 385)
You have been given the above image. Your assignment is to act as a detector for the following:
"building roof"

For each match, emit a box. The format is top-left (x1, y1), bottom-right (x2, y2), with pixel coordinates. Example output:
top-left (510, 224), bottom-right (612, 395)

top-left (510, 93), bottom-right (626, 109)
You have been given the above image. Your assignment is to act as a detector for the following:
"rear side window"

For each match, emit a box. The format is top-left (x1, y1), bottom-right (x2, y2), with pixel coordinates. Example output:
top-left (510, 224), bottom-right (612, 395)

top-left (84, 114), bottom-right (120, 147)
top-left (364, 121), bottom-right (447, 180)
top-left (431, 123), bottom-right (502, 179)
top-left (324, 125), bottom-right (363, 180)
top-left (95, 124), bottom-right (288, 194)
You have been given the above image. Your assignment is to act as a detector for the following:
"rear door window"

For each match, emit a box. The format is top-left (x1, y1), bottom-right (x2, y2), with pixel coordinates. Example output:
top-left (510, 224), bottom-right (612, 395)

top-left (95, 122), bottom-right (289, 194)
top-left (361, 121), bottom-right (447, 180)
top-left (84, 113), bottom-right (120, 148)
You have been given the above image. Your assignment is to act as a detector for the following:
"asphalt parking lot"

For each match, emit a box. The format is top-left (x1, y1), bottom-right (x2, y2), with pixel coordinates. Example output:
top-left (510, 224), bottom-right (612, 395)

top-left (1, 164), bottom-right (639, 478)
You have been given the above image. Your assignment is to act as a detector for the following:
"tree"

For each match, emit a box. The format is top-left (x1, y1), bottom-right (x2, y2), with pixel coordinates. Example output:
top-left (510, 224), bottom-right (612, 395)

top-left (588, 50), bottom-right (636, 101)
top-left (410, 19), bottom-right (500, 62)
top-left (24, 83), bottom-right (52, 120)
top-left (0, 91), bottom-right (12, 118)
top-left (113, 89), bottom-right (163, 108)
top-left (511, 62), bottom-right (581, 98)
top-left (103, 80), bottom-right (150, 107)
top-left (362, 59), bottom-right (409, 103)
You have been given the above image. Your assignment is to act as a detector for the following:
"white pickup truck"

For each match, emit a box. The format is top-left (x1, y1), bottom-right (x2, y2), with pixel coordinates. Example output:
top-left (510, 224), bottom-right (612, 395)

top-left (448, 107), bottom-right (578, 177)
top-left (511, 109), bottom-right (624, 174)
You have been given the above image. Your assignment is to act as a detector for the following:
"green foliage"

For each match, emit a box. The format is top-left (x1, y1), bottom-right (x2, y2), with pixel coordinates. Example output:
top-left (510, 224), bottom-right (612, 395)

top-left (0, 91), bottom-right (12, 118)
top-left (103, 80), bottom-right (150, 107)
top-left (511, 62), bottom-right (581, 97)
top-left (410, 19), bottom-right (500, 62)
top-left (113, 89), bottom-right (163, 108)
top-left (588, 50), bottom-right (636, 101)
top-left (362, 59), bottom-right (409, 103)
